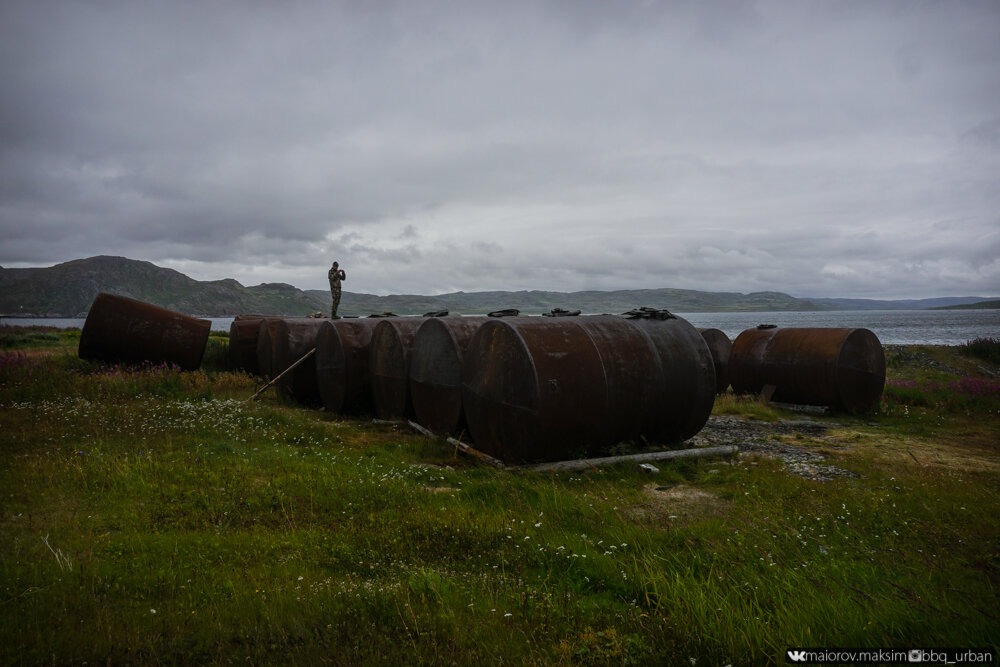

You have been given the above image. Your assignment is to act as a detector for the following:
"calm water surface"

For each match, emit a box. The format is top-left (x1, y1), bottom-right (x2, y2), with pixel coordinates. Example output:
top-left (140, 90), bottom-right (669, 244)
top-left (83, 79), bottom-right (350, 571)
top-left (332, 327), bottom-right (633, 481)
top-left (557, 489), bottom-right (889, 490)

top-left (2, 310), bottom-right (998, 345)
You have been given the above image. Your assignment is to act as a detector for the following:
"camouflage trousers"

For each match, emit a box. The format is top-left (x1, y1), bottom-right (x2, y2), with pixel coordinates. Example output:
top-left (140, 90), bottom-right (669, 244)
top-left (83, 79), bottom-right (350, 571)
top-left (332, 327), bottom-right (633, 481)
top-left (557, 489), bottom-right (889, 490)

top-left (331, 287), bottom-right (342, 318)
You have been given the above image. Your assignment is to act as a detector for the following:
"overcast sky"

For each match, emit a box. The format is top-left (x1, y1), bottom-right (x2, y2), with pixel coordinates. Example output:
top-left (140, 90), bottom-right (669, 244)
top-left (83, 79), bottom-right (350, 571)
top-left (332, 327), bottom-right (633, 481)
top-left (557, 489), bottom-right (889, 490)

top-left (2, 1), bottom-right (998, 299)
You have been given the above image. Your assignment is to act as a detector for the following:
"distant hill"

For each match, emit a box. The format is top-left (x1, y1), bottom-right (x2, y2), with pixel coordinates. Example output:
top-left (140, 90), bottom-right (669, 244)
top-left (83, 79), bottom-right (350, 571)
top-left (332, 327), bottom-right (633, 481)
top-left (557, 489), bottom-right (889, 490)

top-left (930, 299), bottom-right (1000, 310)
top-left (316, 288), bottom-right (827, 316)
top-left (0, 256), bottom-right (327, 317)
top-left (805, 296), bottom-right (994, 310)
top-left (1, 256), bottom-right (831, 317)
top-left (3, 256), bottom-right (988, 318)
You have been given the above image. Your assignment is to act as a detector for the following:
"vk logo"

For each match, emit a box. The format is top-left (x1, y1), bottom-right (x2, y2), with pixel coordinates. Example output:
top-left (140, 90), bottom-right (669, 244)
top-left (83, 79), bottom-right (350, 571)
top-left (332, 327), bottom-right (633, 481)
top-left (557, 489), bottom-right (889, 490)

top-left (787, 650), bottom-right (808, 662)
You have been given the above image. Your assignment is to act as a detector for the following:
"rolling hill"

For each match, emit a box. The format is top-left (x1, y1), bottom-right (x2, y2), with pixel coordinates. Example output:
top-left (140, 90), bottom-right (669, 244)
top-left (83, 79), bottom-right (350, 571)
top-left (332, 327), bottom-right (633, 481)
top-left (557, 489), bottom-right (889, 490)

top-left (3, 256), bottom-right (988, 318)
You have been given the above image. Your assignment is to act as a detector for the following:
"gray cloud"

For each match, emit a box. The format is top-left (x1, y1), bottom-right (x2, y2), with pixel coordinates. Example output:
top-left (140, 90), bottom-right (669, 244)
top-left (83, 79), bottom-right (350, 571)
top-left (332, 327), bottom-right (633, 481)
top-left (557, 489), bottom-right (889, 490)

top-left (1, 0), bottom-right (999, 299)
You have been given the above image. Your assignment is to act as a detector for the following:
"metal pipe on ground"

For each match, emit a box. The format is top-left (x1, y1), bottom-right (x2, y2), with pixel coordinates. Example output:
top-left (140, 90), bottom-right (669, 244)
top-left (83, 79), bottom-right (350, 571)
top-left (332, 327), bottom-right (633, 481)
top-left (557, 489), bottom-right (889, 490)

top-left (523, 445), bottom-right (738, 473)
top-left (314, 318), bottom-right (380, 414)
top-left (271, 318), bottom-right (327, 406)
top-left (460, 315), bottom-right (716, 464)
top-left (408, 316), bottom-right (490, 435)
top-left (698, 327), bottom-right (733, 394)
top-left (368, 317), bottom-right (427, 421)
top-left (78, 292), bottom-right (211, 371)
top-left (729, 326), bottom-right (886, 414)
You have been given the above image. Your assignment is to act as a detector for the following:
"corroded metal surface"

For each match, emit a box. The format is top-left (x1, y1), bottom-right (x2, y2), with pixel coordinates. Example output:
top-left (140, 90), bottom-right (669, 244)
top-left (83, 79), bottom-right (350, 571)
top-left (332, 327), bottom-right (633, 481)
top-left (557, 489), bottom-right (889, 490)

top-left (315, 319), bottom-right (380, 414)
top-left (460, 315), bottom-right (716, 463)
top-left (628, 317), bottom-right (716, 443)
top-left (78, 292), bottom-right (211, 371)
top-left (255, 319), bottom-right (284, 379)
top-left (368, 318), bottom-right (426, 421)
top-left (698, 328), bottom-right (733, 394)
top-left (729, 327), bottom-right (886, 414)
top-left (229, 315), bottom-right (281, 374)
top-left (409, 317), bottom-right (489, 435)
top-left (272, 318), bottom-right (327, 406)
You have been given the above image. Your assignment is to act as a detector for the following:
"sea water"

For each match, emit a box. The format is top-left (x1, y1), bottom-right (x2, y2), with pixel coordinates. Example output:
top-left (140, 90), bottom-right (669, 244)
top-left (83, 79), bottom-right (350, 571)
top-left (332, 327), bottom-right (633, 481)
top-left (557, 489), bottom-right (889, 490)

top-left (2, 310), bottom-right (998, 346)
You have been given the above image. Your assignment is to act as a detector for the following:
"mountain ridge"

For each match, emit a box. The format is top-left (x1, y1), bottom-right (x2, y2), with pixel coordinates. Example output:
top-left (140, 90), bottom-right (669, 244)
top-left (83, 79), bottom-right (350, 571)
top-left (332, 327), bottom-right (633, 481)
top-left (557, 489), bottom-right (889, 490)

top-left (0, 256), bottom-right (993, 317)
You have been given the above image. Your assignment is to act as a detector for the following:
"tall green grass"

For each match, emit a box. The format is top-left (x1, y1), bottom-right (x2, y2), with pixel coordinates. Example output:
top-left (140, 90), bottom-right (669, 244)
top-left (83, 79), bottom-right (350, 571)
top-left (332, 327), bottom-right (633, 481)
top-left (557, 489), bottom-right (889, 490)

top-left (1, 337), bottom-right (998, 664)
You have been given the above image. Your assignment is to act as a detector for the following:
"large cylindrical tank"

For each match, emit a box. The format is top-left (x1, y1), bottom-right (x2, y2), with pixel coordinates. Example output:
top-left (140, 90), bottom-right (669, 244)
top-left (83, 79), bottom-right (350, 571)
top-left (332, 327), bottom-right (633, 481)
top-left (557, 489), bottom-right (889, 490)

top-left (271, 318), bottom-right (327, 405)
top-left (229, 314), bottom-right (279, 374)
top-left (78, 292), bottom-right (211, 371)
top-left (408, 317), bottom-right (489, 435)
top-left (314, 319), bottom-right (380, 414)
top-left (698, 328), bottom-right (733, 394)
top-left (729, 326), bottom-right (886, 414)
top-left (460, 315), bottom-right (716, 463)
top-left (368, 318), bottom-right (426, 420)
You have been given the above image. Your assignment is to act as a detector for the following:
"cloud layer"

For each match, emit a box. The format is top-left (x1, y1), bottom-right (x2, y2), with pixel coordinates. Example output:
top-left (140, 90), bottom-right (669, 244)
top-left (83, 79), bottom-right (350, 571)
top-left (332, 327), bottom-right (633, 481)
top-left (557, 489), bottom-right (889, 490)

top-left (2, 0), bottom-right (998, 298)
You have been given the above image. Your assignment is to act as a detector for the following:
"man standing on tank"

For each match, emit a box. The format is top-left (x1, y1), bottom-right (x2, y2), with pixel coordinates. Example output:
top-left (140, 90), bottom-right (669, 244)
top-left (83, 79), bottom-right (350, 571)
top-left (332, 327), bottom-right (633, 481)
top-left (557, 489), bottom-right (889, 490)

top-left (328, 261), bottom-right (346, 318)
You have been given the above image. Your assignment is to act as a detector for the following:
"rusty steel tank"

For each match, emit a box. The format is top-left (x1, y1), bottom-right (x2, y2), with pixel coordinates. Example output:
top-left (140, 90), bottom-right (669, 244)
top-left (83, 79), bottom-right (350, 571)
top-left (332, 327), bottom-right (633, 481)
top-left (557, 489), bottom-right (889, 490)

top-left (271, 318), bottom-right (327, 405)
top-left (368, 317), bottom-right (426, 421)
top-left (460, 315), bottom-right (716, 463)
top-left (698, 328), bottom-right (733, 394)
top-left (314, 318), bottom-right (380, 414)
top-left (255, 318), bottom-right (285, 379)
top-left (729, 326), bottom-right (886, 414)
top-left (408, 317), bottom-right (489, 435)
top-left (228, 314), bottom-right (279, 374)
top-left (78, 292), bottom-right (211, 371)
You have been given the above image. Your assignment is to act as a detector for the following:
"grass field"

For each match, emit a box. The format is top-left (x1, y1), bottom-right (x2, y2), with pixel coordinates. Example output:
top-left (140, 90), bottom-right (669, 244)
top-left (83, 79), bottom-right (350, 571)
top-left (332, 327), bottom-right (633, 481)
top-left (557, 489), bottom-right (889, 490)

top-left (1, 326), bottom-right (998, 664)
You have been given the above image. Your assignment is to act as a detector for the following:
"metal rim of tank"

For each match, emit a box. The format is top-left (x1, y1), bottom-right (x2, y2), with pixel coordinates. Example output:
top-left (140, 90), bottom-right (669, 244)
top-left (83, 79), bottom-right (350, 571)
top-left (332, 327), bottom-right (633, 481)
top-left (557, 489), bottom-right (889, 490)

top-left (834, 327), bottom-right (886, 414)
top-left (460, 318), bottom-right (545, 462)
top-left (697, 327), bottom-right (732, 395)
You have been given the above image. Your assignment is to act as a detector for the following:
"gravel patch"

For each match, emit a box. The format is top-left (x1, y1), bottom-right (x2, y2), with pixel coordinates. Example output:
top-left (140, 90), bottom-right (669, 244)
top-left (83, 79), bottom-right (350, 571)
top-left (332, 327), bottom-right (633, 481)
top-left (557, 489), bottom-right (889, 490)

top-left (690, 415), bottom-right (858, 481)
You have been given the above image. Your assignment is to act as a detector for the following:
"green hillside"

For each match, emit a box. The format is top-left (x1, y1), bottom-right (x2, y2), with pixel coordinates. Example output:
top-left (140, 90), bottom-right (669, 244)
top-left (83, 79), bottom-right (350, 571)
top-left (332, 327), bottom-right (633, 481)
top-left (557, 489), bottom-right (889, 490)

top-left (930, 299), bottom-right (1000, 310)
top-left (0, 256), bottom-right (326, 317)
top-left (1, 256), bottom-right (827, 317)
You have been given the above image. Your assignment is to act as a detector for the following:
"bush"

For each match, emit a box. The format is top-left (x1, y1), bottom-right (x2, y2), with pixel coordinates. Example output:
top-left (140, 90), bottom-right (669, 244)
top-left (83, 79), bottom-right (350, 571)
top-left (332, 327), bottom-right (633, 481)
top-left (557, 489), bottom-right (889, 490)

top-left (884, 376), bottom-right (1000, 414)
top-left (958, 337), bottom-right (1000, 365)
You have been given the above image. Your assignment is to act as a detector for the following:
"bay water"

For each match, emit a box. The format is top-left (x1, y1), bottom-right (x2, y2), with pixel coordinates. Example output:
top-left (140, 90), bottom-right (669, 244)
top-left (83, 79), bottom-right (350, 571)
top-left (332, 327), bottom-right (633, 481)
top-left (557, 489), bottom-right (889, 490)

top-left (3, 310), bottom-right (997, 345)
